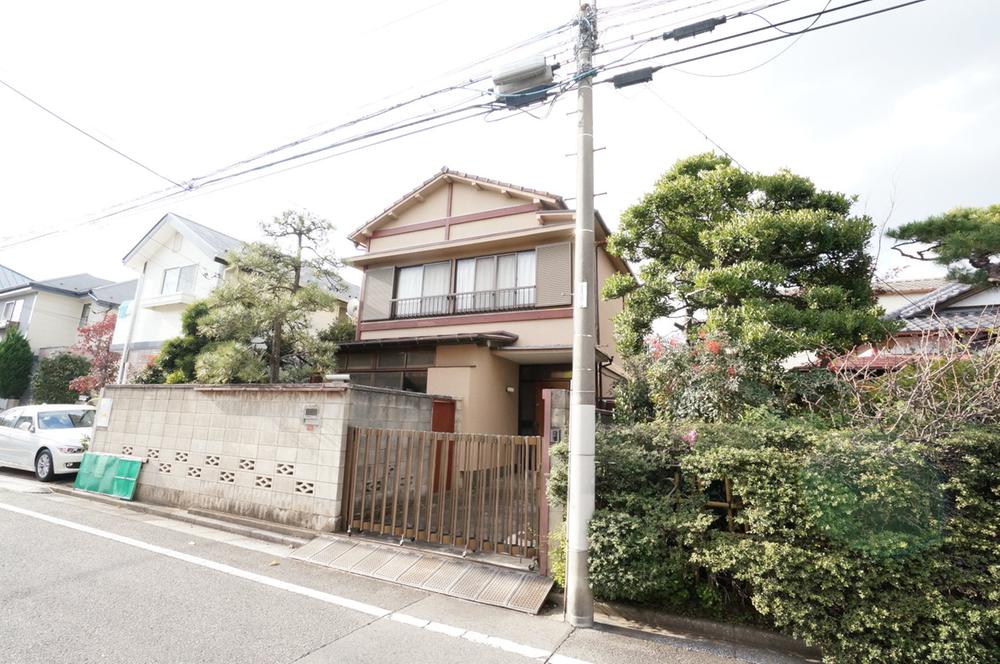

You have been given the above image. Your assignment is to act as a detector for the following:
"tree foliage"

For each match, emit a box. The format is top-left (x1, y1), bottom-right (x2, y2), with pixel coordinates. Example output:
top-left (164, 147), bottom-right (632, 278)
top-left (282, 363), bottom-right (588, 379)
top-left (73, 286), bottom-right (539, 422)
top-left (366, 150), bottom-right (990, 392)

top-left (0, 330), bottom-right (33, 399)
top-left (31, 353), bottom-right (90, 404)
top-left (68, 313), bottom-right (120, 395)
top-left (198, 210), bottom-right (343, 383)
top-left (604, 153), bottom-right (893, 361)
top-left (156, 301), bottom-right (211, 383)
top-left (887, 204), bottom-right (1000, 283)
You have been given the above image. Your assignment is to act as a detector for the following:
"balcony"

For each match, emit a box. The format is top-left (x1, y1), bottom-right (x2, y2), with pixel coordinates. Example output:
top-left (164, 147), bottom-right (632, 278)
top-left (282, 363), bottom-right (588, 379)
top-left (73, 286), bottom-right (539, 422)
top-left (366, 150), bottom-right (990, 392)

top-left (391, 286), bottom-right (537, 319)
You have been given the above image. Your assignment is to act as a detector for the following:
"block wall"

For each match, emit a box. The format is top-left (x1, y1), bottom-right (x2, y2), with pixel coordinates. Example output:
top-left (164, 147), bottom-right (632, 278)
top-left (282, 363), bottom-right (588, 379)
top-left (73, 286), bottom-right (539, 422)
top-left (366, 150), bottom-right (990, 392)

top-left (93, 383), bottom-right (443, 531)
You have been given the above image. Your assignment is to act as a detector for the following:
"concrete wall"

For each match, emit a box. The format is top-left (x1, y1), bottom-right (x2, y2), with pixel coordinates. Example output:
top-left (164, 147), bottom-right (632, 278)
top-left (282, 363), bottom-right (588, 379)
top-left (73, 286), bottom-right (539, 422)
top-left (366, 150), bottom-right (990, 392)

top-left (91, 383), bottom-right (442, 531)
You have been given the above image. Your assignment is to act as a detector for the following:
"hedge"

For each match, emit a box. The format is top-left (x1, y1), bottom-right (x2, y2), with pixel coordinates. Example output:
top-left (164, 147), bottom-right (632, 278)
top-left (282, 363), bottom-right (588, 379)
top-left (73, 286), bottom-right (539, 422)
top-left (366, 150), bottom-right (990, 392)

top-left (550, 422), bottom-right (1000, 663)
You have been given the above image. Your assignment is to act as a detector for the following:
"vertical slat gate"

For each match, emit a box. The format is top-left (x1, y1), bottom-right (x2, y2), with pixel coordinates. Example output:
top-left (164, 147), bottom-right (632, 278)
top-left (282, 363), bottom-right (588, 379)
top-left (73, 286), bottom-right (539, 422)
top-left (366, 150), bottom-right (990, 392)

top-left (343, 427), bottom-right (543, 561)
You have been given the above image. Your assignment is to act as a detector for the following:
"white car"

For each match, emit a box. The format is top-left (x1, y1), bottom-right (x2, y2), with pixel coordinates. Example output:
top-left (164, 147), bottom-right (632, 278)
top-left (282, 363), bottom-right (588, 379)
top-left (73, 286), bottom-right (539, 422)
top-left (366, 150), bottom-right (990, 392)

top-left (0, 405), bottom-right (95, 481)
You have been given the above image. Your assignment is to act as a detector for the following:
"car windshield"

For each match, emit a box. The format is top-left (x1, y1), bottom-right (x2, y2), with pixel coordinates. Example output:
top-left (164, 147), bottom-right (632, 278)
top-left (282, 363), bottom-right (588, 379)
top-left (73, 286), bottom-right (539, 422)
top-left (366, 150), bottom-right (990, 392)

top-left (37, 410), bottom-right (95, 430)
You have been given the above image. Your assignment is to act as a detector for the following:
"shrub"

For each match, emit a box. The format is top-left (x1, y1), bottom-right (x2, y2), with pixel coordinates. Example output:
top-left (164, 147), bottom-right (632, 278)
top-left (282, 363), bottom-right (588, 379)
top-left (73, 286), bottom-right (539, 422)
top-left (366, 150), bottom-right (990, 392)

top-left (556, 420), bottom-right (1000, 662)
top-left (31, 353), bottom-right (90, 404)
top-left (684, 424), bottom-right (999, 664)
top-left (0, 330), bottom-right (33, 399)
top-left (195, 341), bottom-right (267, 384)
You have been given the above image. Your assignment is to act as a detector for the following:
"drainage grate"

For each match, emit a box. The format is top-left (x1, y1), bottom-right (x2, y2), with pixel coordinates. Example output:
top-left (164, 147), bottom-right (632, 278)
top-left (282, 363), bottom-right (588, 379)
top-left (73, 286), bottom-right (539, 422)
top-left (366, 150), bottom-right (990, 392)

top-left (290, 535), bottom-right (553, 614)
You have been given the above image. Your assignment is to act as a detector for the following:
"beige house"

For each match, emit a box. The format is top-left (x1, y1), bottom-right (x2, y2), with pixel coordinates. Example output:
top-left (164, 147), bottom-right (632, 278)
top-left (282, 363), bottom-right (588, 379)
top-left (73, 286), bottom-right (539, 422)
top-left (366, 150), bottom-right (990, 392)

top-left (0, 265), bottom-right (131, 357)
top-left (339, 168), bottom-right (630, 435)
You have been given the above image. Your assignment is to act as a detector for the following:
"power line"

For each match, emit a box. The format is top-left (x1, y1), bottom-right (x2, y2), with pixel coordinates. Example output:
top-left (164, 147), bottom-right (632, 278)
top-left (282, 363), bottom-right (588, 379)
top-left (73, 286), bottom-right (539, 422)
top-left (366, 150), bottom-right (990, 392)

top-left (643, 85), bottom-right (748, 170)
top-left (595, 0), bottom-right (928, 80)
top-left (0, 77), bottom-right (185, 189)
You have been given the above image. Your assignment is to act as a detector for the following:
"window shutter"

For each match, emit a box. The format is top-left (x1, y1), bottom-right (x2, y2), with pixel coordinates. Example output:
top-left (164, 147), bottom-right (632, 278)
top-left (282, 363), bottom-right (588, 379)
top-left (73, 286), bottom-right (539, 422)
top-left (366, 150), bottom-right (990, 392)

top-left (361, 266), bottom-right (395, 321)
top-left (534, 242), bottom-right (572, 307)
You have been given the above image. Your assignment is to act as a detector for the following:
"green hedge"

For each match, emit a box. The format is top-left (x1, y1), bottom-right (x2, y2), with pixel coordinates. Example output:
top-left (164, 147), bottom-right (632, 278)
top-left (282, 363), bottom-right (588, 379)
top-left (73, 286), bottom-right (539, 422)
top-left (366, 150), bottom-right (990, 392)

top-left (551, 422), bottom-right (1000, 663)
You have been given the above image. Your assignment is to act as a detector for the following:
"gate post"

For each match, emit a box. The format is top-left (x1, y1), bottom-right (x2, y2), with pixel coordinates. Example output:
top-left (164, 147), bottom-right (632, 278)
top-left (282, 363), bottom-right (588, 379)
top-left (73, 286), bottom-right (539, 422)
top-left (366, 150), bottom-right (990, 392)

top-left (539, 389), bottom-right (569, 576)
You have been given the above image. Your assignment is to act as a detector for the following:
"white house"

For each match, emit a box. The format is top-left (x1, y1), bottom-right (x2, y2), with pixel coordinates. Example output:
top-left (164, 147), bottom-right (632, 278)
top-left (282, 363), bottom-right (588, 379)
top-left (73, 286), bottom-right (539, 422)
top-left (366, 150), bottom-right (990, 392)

top-left (112, 213), bottom-right (358, 380)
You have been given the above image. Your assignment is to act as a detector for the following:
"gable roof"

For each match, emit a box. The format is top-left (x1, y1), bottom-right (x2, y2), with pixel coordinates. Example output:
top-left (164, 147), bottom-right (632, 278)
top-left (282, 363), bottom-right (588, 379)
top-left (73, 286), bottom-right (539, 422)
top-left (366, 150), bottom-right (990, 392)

top-left (887, 281), bottom-right (980, 319)
top-left (0, 264), bottom-right (31, 292)
top-left (34, 273), bottom-right (113, 295)
top-left (348, 167), bottom-right (568, 245)
top-left (123, 212), bottom-right (244, 265)
top-left (90, 280), bottom-right (139, 307)
top-left (874, 277), bottom-right (950, 295)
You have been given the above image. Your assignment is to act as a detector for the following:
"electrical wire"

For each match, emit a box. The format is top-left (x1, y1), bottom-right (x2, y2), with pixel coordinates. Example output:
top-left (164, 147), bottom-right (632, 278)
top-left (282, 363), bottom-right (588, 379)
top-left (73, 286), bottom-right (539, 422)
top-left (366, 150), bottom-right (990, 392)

top-left (643, 85), bottom-right (748, 170)
top-left (593, 0), bottom-right (927, 79)
top-left (0, 77), bottom-right (185, 189)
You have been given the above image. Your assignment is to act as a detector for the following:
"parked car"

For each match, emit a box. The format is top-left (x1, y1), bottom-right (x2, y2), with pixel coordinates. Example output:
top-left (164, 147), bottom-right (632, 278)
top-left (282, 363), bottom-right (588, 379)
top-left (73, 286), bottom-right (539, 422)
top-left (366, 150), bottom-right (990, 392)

top-left (0, 405), bottom-right (95, 481)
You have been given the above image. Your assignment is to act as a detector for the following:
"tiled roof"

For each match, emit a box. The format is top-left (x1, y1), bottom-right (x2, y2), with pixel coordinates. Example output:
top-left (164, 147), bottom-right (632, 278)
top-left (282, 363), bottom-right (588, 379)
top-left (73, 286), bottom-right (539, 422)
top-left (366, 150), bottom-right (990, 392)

top-left (349, 167), bottom-right (568, 241)
top-left (0, 264), bottom-right (31, 292)
top-left (34, 273), bottom-right (113, 295)
top-left (898, 306), bottom-right (1000, 333)
top-left (874, 277), bottom-right (950, 294)
top-left (887, 281), bottom-right (978, 319)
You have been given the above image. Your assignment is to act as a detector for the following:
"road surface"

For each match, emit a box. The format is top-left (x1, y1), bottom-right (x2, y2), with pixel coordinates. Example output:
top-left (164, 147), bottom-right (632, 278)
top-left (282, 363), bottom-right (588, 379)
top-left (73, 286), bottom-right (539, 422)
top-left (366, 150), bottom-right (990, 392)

top-left (0, 468), bottom-right (807, 664)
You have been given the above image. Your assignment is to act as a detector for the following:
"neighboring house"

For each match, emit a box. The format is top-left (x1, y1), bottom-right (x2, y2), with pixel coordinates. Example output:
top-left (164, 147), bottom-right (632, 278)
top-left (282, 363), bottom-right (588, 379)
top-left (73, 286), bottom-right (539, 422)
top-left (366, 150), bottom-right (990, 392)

top-left (112, 213), bottom-right (358, 380)
top-left (338, 168), bottom-right (631, 436)
top-left (0, 265), bottom-right (129, 357)
top-left (873, 277), bottom-right (950, 314)
top-left (839, 280), bottom-right (1000, 370)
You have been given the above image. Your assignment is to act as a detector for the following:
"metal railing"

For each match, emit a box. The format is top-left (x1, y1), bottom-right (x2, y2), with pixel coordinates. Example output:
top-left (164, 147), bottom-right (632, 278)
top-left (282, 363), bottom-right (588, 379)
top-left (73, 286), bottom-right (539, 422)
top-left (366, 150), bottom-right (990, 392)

top-left (391, 286), bottom-right (537, 319)
top-left (342, 427), bottom-right (544, 559)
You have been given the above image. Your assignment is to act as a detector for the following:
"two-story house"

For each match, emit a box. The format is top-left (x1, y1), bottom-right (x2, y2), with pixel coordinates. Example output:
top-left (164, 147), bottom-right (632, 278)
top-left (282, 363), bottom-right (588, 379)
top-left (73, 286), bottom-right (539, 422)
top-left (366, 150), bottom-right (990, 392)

top-left (338, 168), bottom-right (631, 436)
top-left (113, 213), bottom-right (358, 380)
top-left (0, 264), bottom-right (131, 357)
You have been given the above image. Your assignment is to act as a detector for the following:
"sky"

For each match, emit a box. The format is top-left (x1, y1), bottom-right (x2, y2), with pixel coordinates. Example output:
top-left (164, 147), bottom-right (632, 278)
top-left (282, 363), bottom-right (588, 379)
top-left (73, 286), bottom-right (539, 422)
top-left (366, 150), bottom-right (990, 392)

top-left (0, 0), bottom-right (996, 291)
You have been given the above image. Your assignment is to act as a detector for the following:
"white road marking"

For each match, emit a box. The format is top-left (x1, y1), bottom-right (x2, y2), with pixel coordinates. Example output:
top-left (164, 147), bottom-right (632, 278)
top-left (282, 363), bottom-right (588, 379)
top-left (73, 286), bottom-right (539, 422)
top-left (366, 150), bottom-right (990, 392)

top-left (0, 501), bottom-right (590, 663)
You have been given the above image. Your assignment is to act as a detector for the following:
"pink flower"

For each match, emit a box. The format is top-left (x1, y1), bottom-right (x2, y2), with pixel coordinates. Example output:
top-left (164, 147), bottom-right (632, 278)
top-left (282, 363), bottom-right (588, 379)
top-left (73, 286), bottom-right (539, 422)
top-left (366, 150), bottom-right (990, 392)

top-left (681, 430), bottom-right (697, 449)
top-left (705, 340), bottom-right (722, 354)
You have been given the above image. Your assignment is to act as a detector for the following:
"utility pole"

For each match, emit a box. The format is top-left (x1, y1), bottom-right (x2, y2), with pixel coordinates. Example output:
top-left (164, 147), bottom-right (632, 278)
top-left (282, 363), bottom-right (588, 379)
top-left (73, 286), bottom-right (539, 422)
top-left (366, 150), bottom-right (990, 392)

top-left (566, 0), bottom-right (597, 629)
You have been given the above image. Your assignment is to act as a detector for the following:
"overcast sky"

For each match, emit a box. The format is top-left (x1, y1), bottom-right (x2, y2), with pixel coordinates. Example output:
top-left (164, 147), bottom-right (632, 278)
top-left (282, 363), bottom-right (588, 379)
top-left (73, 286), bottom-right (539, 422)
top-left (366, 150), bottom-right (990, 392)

top-left (0, 0), bottom-right (996, 289)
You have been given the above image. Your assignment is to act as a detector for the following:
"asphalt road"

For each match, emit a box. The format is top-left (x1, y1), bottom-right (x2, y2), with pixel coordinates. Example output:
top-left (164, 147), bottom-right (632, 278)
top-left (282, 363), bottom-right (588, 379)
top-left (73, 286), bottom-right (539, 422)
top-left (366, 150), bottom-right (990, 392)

top-left (0, 468), bottom-right (807, 664)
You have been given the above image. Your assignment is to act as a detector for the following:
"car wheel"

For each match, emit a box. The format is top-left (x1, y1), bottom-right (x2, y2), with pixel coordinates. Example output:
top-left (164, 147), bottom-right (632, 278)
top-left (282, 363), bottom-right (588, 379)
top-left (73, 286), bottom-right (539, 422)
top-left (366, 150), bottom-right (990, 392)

top-left (35, 449), bottom-right (55, 482)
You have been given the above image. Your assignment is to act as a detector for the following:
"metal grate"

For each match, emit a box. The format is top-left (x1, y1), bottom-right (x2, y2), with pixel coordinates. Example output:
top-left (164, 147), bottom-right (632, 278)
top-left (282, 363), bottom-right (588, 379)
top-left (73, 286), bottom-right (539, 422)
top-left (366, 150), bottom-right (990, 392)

top-left (289, 534), bottom-right (553, 614)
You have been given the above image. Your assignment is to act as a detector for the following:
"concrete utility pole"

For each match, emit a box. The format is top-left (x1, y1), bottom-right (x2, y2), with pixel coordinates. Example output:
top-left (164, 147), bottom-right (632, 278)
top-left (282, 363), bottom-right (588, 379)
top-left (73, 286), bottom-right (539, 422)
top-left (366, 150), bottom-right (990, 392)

top-left (566, 0), bottom-right (597, 629)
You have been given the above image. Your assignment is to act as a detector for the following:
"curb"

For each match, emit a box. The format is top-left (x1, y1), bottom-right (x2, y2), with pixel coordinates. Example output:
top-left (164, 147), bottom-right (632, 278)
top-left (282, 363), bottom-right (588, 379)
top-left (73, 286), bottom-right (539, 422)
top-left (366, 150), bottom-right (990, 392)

top-left (49, 486), bottom-right (310, 548)
top-left (547, 590), bottom-right (820, 660)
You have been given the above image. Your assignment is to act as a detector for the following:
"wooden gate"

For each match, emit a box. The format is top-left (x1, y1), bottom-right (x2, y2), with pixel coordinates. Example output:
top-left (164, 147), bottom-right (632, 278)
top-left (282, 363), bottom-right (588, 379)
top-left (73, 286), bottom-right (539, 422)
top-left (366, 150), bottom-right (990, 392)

top-left (342, 427), bottom-right (544, 560)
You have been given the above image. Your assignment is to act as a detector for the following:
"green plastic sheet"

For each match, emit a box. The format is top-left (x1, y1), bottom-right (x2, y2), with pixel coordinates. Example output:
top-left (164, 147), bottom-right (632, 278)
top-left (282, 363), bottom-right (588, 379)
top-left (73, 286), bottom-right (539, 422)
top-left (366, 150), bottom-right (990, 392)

top-left (73, 452), bottom-right (142, 500)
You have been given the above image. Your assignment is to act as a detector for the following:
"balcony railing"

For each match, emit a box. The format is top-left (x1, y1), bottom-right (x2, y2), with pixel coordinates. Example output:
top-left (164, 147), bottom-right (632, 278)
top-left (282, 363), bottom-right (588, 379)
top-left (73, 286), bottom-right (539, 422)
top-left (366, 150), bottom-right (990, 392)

top-left (391, 286), bottom-right (537, 319)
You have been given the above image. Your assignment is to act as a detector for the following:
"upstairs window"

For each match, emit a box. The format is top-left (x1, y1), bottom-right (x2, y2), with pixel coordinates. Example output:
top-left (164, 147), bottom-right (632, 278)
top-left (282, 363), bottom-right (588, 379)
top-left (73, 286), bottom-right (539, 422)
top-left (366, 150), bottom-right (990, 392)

top-left (394, 262), bottom-right (450, 317)
top-left (161, 265), bottom-right (196, 295)
top-left (455, 251), bottom-right (535, 312)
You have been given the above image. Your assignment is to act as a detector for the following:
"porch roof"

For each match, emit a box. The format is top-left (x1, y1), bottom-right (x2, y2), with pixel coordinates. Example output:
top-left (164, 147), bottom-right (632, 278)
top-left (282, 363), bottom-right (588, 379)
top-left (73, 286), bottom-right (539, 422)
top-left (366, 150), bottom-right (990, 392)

top-left (336, 331), bottom-right (518, 351)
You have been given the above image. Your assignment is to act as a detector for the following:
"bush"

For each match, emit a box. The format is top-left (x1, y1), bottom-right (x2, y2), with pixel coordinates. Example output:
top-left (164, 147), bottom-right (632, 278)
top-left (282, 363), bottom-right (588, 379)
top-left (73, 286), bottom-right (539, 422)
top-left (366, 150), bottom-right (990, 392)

top-left (0, 330), bottom-right (33, 399)
top-left (31, 353), bottom-right (90, 404)
top-left (195, 341), bottom-right (267, 384)
top-left (555, 420), bottom-right (1000, 662)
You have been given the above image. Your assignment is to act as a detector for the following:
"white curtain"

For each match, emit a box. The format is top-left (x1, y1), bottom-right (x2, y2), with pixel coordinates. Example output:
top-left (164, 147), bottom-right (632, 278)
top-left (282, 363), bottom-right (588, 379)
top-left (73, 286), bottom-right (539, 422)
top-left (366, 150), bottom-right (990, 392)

top-left (516, 251), bottom-right (536, 306)
top-left (496, 254), bottom-right (517, 309)
top-left (396, 266), bottom-right (423, 317)
top-left (454, 259), bottom-right (476, 312)
top-left (421, 262), bottom-right (451, 315)
top-left (474, 256), bottom-right (496, 310)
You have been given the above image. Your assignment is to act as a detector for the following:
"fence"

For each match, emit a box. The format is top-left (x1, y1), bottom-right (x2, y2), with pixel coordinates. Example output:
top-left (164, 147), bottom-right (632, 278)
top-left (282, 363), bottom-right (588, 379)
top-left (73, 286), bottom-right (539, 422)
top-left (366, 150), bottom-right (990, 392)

top-left (342, 427), bottom-right (544, 559)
